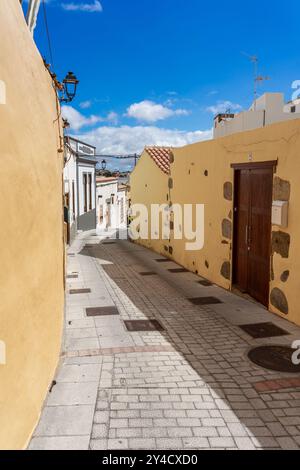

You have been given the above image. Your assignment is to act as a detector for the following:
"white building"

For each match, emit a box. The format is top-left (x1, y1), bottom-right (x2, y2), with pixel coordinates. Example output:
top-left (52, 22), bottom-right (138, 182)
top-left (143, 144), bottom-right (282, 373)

top-left (214, 93), bottom-right (300, 139)
top-left (64, 137), bottom-right (97, 243)
top-left (96, 177), bottom-right (127, 235)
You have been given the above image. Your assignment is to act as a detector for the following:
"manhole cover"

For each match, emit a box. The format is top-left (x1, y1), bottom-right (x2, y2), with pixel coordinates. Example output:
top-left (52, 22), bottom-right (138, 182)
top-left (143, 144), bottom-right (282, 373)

top-left (248, 345), bottom-right (300, 373)
top-left (239, 322), bottom-right (289, 339)
top-left (124, 319), bottom-right (164, 332)
top-left (188, 296), bottom-right (222, 305)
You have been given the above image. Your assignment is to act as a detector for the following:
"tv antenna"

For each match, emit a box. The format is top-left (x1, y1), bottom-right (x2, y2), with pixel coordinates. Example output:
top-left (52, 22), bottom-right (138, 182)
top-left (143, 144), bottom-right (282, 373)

top-left (241, 52), bottom-right (270, 109)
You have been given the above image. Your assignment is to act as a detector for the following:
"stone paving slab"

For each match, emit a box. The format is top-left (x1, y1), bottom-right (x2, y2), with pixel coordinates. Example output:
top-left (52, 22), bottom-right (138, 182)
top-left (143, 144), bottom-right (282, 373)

top-left (28, 435), bottom-right (90, 450)
top-left (29, 231), bottom-right (300, 450)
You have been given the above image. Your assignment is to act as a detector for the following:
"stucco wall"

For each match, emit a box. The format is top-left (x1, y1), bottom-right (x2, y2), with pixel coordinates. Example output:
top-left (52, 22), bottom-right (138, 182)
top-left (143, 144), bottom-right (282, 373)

top-left (131, 119), bottom-right (300, 327)
top-left (0, 1), bottom-right (64, 449)
top-left (130, 150), bottom-right (170, 257)
top-left (171, 119), bottom-right (300, 326)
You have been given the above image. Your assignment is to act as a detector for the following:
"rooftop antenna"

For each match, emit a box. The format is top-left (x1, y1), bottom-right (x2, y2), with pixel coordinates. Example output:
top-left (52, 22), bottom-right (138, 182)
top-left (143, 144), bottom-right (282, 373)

top-left (241, 52), bottom-right (270, 110)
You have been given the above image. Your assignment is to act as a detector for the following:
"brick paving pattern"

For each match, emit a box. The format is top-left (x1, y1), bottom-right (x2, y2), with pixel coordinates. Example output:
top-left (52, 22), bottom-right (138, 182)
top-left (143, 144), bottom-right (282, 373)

top-left (29, 232), bottom-right (300, 450)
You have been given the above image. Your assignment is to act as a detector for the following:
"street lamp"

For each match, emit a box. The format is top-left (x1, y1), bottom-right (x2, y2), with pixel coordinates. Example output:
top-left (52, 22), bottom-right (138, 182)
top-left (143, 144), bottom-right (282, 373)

top-left (101, 159), bottom-right (107, 171)
top-left (60, 71), bottom-right (79, 103)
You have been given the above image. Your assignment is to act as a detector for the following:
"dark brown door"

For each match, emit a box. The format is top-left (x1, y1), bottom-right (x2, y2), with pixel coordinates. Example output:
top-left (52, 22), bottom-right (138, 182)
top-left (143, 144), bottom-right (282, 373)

top-left (233, 164), bottom-right (273, 306)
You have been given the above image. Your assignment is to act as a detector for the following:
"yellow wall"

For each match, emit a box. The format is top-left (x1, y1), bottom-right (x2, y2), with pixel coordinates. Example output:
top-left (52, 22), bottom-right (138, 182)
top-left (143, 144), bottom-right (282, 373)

top-left (0, 1), bottom-right (64, 449)
top-left (131, 119), bottom-right (300, 326)
top-left (130, 150), bottom-right (170, 257)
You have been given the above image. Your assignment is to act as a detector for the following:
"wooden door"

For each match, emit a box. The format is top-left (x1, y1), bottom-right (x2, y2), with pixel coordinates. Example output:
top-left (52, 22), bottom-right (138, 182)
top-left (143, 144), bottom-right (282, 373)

top-left (233, 163), bottom-right (274, 306)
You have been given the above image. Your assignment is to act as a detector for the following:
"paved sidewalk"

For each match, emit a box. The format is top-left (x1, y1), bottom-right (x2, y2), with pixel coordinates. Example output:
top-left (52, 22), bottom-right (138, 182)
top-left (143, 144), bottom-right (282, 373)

top-left (29, 231), bottom-right (300, 450)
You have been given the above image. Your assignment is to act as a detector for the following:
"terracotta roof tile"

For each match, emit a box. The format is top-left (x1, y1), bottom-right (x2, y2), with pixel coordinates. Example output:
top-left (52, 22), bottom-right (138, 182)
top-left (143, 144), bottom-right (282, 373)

top-left (145, 146), bottom-right (171, 175)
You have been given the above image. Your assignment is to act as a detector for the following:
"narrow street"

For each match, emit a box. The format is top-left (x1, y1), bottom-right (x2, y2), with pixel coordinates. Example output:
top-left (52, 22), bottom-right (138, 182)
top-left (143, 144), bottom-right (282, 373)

top-left (29, 232), bottom-right (300, 450)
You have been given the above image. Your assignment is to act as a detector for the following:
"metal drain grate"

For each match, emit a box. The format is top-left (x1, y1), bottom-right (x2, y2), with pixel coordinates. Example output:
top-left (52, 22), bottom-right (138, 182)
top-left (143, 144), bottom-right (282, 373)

top-left (124, 319), bottom-right (164, 332)
top-left (67, 275), bottom-right (78, 279)
top-left (188, 296), bottom-right (222, 305)
top-left (103, 242), bottom-right (116, 245)
top-left (248, 345), bottom-right (300, 373)
top-left (69, 288), bottom-right (91, 294)
top-left (168, 268), bottom-right (189, 273)
top-left (86, 306), bottom-right (119, 317)
top-left (239, 322), bottom-right (290, 339)
top-left (197, 280), bottom-right (213, 287)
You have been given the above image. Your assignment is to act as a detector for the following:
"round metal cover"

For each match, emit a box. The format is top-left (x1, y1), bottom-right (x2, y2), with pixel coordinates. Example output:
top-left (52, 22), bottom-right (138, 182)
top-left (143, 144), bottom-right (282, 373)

top-left (248, 345), bottom-right (300, 373)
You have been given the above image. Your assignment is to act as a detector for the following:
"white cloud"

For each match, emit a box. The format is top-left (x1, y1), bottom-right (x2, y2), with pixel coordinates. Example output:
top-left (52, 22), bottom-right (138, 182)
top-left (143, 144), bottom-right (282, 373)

top-left (62, 106), bottom-right (119, 130)
top-left (107, 111), bottom-right (119, 125)
top-left (206, 100), bottom-right (242, 115)
top-left (61, 1), bottom-right (103, 12)
top-left (207, 90), bottom-right (219, 96)
top-left (62, 106), bottom-right (103, 130)
top-left (126, 100), bottom-right (189, 123)
top-left (79, 100), bottom-right (92, 109)
top-left (72, 125), bottom-right (212, 155)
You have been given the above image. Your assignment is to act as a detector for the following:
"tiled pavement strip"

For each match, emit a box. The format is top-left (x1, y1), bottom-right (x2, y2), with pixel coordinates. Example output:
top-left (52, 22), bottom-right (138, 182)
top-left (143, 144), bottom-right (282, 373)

top-left (29, 231), bottom-right (300, 450)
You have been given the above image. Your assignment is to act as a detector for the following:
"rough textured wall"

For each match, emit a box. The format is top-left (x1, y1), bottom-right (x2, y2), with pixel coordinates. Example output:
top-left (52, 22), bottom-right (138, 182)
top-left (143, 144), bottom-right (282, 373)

top-left (130, 119), bottom-right (300, 327)
top-left (130, 151), bottom-right (170, 257)
top-left (0, 0), bottom-right (64, 449)
top-left (170, 119), bottom-right (300, 326)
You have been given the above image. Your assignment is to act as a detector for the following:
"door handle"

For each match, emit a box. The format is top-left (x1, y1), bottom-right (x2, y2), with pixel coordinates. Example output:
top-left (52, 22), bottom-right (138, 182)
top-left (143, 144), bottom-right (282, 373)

top-left (245, 225), bottom-right (248, 245)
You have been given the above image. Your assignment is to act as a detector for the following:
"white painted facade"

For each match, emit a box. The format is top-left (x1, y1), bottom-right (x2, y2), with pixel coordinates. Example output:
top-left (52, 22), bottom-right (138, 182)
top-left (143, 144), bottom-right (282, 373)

top-left (63, 137), bottom-right (97, 242)
top-left (96, 178), bottom-right (127, 234)
top-left (25, 0), bottom-right (41, 35)
top-left (214, 93), bottom-right (300, 139)
top-left (77, 164), bottom-right (96, 216)
top-left (284, 98), bottom-right (300, 114)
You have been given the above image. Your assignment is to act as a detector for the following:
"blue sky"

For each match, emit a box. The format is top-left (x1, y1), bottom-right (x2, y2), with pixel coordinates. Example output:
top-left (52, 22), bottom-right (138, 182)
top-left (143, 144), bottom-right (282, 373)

top-left (24, 0), bottom-right (300, 168)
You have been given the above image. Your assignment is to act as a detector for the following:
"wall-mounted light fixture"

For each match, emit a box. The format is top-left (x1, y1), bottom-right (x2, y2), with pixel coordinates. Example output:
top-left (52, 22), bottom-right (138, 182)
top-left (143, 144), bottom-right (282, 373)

top-left (101, 159), bottom-right (107, 171)
top-left (59, 71), bottom-right (79, 103)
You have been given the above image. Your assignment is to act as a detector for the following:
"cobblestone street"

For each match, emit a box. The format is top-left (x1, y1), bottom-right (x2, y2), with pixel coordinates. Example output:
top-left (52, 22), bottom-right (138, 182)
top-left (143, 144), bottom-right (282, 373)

top-left (29, 232), bottom-right (300, 450)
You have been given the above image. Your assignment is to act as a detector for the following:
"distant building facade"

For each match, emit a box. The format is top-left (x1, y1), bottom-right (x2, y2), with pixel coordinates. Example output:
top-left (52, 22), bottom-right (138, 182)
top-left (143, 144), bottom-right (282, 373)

top-left (214, 93), bottom-right (300, 138)
top-left (64, 137), bottom-right (97, 243)
top-left (96, 177), bottom-right (127, 234)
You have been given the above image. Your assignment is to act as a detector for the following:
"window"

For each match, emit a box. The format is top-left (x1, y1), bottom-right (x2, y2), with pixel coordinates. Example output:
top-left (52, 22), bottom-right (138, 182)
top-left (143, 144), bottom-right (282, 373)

top-left (291, 105), bottom-right (296, 113)
top-left (83, 173), bottom-right (87, 213)
top-left (88, 173), bottom-right (92, 211)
